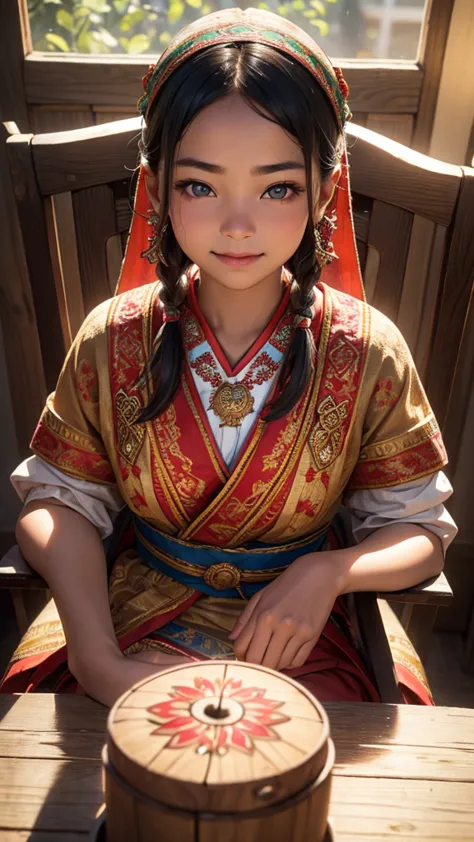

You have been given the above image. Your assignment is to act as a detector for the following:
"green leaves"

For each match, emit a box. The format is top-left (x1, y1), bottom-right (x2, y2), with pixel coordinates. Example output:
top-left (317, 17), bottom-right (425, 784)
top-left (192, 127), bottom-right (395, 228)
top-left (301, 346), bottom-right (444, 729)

top-left (81, 0), bottom-right (111, 11)
top-left (30, 0), bottom-right (338, 56)
top-left (45, 32), bottom-right (71, 50)
top-left (127, 33), bottom-right (151, 52)
top-left (310, 0), bottom-right (326, 15)
top-left (310, 18), bottom-right (329, 36)
top-left (56, 8), bottom-right (74, 29)
top-left (168, 0), bottom-right (184, 24)
top-left (120, 10), bottom-right (145, 31)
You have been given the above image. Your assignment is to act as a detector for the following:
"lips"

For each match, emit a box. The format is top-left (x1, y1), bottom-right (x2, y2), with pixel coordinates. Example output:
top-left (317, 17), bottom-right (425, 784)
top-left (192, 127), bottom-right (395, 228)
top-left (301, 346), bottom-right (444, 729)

top-left (212, 251), bottom-right (263, 267)
top-left (214, 252), bottom-right (261, 258)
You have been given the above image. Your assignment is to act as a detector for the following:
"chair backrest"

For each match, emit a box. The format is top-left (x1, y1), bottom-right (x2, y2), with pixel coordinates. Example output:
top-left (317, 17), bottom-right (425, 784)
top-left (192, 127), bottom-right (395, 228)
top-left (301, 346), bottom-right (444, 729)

top-left (5, 118), bottom-right (474, 435)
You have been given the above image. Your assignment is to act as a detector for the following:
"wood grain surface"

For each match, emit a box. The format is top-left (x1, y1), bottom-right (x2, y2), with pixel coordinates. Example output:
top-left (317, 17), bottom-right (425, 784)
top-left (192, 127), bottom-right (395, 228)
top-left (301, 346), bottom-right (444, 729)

top-left (1, 695), bottom-right (474, 840)
top-left (425, 167), bottom-right (474, 427)
top-left (23, 55), bottom-right (422, 114)
top-left (0, 125), bottom-right (47, 457)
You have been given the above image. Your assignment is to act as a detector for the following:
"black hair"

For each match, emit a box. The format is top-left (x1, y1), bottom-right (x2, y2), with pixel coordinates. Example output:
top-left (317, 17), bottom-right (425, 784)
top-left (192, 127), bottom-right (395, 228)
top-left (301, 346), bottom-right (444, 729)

top-left (137, 41), bottom-right (342, 423)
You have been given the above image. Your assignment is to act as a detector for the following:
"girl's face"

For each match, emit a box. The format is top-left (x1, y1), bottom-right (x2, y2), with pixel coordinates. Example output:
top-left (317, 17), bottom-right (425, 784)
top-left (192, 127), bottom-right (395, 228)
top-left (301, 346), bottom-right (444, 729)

top-left (146, 93), bottom-right (339, 292)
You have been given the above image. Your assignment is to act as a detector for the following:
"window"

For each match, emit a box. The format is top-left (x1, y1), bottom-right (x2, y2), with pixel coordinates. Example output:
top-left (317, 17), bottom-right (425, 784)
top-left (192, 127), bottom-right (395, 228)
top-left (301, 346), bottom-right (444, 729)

top-left (27, 0), bottom-right (428, 61)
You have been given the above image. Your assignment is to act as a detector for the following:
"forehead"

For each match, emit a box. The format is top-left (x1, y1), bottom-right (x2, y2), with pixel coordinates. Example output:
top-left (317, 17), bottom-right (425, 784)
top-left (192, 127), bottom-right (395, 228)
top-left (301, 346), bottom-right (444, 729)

top-left (176, 94), bottom-right (304, 166)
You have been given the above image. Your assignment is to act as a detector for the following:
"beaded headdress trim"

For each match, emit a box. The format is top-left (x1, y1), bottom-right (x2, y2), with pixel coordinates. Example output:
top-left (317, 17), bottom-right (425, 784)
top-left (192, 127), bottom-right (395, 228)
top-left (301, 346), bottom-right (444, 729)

top-left (138, 17), bottom-right (351, 130)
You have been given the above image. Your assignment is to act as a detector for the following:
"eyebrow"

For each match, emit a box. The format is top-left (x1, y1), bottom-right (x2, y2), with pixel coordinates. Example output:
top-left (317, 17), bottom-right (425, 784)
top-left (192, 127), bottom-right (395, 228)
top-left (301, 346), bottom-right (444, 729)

top-left (175, 157), bottom-right (305, 175)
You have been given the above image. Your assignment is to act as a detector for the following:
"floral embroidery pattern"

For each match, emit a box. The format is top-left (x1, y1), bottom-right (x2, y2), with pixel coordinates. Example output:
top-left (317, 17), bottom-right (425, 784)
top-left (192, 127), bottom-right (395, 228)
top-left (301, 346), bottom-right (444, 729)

top-left (116, 389), bottom-right (145, 464)
top-left (147, 675), bottom-right (290, 754)
top-left (31, 402), bottom-right (115, 484)
top-left (270, 312), bottom-right (294, 353)
top-left (190, 350), bottom-right (281, 393)
top-left (76, 359), bottom-right (97, 403)
top-left (152, 404), bottom-right (207, 505)
top-left (189, 351), bottom-right (221, 388)
top-left (181, 313), bottom-right (205, 351)
top-left (310, 395), bottom-right (349, 470)
top-left (373, 378), bottom-right (399, 410)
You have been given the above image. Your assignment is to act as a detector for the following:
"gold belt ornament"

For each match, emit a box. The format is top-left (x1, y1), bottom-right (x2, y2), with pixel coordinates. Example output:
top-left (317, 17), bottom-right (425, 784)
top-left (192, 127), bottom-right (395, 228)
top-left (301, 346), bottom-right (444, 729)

top-left (137, 532), bottom-right (290, 586)
top-left (135, 523), bottom-right (329, 600)
top-left (203, 561), bottom-right (243, 591)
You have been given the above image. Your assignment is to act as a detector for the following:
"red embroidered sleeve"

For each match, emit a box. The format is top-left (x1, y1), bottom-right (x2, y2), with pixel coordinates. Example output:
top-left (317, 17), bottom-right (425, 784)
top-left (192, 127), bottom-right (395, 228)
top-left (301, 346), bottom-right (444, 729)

top-left (348, 311), bottom-right (448, 491)
top-left (30, 303), bottom-right (116, 486)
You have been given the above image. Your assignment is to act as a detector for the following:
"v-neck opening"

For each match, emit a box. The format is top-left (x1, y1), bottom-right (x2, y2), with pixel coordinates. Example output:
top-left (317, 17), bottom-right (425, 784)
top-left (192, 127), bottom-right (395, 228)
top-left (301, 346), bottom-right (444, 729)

top-left (187, 276), bottom-right (291, 377)
top-left (181, 281), bottom-right (327, 485)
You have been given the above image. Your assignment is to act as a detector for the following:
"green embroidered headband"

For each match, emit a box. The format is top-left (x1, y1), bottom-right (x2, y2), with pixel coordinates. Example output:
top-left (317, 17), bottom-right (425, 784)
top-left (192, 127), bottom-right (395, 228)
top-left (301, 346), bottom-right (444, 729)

top-left (138, 8), bottom-right (351, 130)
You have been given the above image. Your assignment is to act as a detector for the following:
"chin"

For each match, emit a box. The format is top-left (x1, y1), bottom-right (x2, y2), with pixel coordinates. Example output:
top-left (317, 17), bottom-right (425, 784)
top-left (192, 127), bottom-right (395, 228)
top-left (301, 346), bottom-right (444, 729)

top-left (209, 270), bottom-right (276, 292)
top-left (197, 256), bottom-right (285, 288)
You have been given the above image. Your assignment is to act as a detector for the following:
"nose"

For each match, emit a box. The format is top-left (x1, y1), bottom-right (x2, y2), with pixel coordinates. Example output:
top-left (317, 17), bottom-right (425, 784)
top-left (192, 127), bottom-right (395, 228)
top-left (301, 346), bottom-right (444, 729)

top-left (220, 208), bottom-right (256, 240)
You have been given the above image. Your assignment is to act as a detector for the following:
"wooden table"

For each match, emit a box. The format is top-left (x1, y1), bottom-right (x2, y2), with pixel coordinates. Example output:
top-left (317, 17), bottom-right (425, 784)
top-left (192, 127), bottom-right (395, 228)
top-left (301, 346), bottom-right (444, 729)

top-left (0, 695), bottom-right (473, 841)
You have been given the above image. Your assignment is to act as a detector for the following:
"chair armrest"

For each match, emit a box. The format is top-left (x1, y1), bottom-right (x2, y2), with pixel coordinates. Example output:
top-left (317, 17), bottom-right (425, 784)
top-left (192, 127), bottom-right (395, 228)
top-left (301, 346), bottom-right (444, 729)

top-left (350, 592), bottom-right (403, 703)
top-left (377, 571), bottom-right (452, 607)
top-left (0, 545), bottom-right (47, 589)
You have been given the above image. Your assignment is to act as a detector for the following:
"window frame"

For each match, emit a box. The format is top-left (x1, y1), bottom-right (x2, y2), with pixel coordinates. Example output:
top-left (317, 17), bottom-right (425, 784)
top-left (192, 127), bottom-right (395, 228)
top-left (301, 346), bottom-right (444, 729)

top-left (13, 0), bottom-right (455, 151)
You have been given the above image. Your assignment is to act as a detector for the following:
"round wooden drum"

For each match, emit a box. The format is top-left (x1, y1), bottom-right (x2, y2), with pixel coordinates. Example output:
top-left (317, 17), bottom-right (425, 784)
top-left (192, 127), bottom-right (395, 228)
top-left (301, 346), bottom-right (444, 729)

top-left (103, 660), bottom-right (334, 842)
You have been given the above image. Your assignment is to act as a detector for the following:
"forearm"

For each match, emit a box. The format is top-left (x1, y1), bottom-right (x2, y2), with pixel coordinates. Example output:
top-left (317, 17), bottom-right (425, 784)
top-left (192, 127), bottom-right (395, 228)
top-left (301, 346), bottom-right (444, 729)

top-left (330, 522), bottom-right (444, 595)
top-left (16, 500), bottom-right (120, 670)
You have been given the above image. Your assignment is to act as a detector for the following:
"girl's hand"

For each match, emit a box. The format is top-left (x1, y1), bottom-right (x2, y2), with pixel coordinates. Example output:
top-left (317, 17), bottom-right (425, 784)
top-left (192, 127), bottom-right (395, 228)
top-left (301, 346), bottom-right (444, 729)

top-left (228, 553), bottom-right (344, 671)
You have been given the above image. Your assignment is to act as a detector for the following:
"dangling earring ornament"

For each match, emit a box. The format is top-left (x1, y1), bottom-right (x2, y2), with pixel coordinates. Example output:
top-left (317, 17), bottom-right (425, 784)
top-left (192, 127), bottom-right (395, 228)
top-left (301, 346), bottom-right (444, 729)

top-left (141, 213), bottom-right (168, 264)
top-left (314, 211), bottom-right (338, 268)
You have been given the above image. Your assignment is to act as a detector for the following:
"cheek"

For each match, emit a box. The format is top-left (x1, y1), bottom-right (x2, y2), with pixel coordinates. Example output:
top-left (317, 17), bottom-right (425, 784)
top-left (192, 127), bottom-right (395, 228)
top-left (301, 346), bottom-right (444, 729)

top-left (170, 195), bottom-right (214, 232)
top-left (260, 201), bottom-right (308, 239)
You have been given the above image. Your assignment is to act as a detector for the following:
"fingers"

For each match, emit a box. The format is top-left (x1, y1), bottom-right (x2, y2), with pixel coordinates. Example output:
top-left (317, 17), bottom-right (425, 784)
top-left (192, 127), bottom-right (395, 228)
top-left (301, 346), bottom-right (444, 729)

top-left (233, 607), bottom-right (318, 670)
top-left (288, 637), bottom-right (317, 669)
top-left (260, 621), bottom-right (297, 670)
top-left (232, 613), bottom-right (259, 661)
top-left (228, 591), bottom-right (262, 640)
top-left (274, 634), bottom-right (307, 671)
top-left (240, 616), bottom-right (274, 666)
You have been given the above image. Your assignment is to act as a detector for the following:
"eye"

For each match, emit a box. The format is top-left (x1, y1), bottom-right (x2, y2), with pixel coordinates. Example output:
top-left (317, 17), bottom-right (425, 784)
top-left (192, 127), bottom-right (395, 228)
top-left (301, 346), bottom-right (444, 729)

top-left (262, 182), bottom-right (304, 201)
top-left (174, 180), bottom-right (215, 198)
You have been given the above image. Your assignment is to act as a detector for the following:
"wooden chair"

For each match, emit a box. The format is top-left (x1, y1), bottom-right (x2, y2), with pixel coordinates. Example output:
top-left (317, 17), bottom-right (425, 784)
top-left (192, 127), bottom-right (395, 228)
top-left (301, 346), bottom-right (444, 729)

top-left (3, 118), bottom-right (473, 701)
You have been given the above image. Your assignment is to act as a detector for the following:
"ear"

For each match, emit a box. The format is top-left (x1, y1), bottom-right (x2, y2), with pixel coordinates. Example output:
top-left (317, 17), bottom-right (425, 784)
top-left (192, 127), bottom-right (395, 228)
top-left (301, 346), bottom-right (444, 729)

top-left (142, 159), bottom-right (161, 216)
top-left (313, 163), bottom-right (342, 225)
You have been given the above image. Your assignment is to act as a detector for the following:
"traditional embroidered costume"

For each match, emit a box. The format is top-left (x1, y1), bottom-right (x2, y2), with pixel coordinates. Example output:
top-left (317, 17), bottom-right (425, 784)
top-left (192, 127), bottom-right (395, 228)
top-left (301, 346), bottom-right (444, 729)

top-left (2, 9), bottom-right (456, 704)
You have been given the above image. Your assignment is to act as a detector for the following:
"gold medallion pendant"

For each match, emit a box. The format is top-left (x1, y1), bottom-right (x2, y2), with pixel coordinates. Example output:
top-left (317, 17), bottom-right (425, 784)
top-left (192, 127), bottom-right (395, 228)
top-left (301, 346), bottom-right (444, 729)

top-left (210, 381), bottom-right (255, 427)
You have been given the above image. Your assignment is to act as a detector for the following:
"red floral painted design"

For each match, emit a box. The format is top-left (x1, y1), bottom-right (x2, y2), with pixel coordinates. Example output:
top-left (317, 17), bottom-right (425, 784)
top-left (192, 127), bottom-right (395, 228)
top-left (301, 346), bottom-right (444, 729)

top-left (147, 675), bottom-right (290, 754)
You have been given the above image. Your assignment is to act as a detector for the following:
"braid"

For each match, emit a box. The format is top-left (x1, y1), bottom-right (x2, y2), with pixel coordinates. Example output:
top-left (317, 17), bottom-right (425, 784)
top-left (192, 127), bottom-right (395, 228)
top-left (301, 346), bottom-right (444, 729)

top-left (265, 225), bottom-right (320, 422)
top-left (137, 221), bottom-right (191, 422)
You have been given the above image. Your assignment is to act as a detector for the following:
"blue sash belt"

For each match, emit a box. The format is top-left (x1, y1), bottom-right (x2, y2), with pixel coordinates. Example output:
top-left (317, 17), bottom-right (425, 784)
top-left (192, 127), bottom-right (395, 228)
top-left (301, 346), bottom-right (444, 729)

top-left (134, 516), bottom-right (329, 598)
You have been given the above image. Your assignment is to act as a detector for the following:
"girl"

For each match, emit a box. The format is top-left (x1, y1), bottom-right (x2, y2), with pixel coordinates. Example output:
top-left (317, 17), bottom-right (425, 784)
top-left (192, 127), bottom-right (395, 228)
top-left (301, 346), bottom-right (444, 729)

top-left (3, 8), bottom-right (456, 707)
